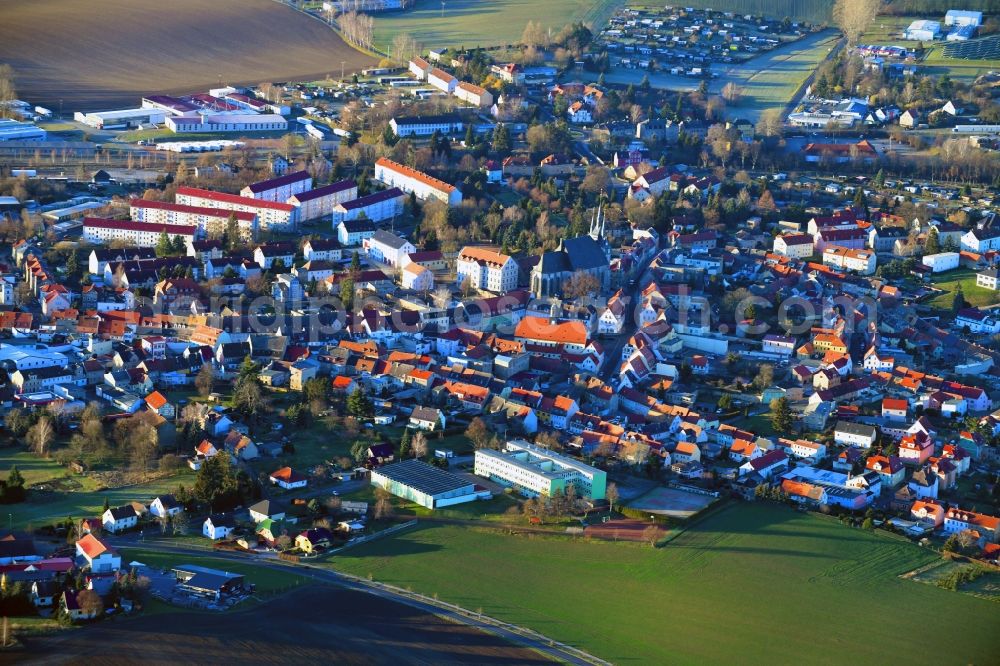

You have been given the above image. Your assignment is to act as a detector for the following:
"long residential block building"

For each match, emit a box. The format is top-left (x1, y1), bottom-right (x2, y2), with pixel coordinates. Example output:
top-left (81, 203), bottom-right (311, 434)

top-left (83, 217), bottom-right (197, 248)
top-left (332, 188), bottom-right (405, 225)
top-left (287, 180), bottom-right (358, 222)
top-left (129, 200), bottom-right (257, 239)
top-left (374, 158), bottom-right (461, 207)
top-left (474, 440), bottom-right (607, 500)
top-left (174, 186), bottom-right (297, 232)
top-left (241, 170), bottom-right (312, 202)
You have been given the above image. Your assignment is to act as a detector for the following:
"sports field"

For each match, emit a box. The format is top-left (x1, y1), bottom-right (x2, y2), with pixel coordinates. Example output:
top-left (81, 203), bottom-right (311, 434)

top-left (0, 0), bottom-right (375, 111)
top-left (330, 504), bottom-right (1000, 664)
top-left (628, 485), bottom-right (716, 517)
top-left (372, 0), bottom-right (625, 51)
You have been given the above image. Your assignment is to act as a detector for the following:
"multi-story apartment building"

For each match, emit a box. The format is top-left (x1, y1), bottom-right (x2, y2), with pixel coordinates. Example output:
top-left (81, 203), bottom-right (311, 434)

top-left (175, 186), bottom-right (296, 232)
top-left (374, 158), bottom-right (462, 207)
top-left (456, 246), bottom-right (517, 293)
top-left (129, 200), bottom-right (257, 239)
top-left (83, 218), bottom-right (197, 248)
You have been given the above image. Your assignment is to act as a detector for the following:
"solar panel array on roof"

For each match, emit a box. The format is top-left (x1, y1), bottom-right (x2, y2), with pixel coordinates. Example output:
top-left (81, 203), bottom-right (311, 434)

top-left (374, 459), bottom-right (472, 495)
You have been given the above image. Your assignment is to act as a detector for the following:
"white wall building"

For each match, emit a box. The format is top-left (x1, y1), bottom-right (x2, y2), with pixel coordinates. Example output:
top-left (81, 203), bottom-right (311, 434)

top-left (166, 114), bottom-right (288, 133)
top-left (375, 158), bottom-right (462, 207)
top-left (364, 229), bottom-right (415, 266)
top-left (130, 199), bottom-right (257, 239)
top-left (332, 188), bottom-right (406, 226)
top-left (822, 245), bottom-right (876, 275)
top-left (456, 246), bottom-right (518, 293)
top-left (83, 217), bottom-right (197, 248)
top-left (175, 186), bottom-right (297, 232)
top-left (287, 179), bottom-right (358, 222)
top-left (240, 170), bottom-right (312, 202)
top-left (922, 251), bottom-right (960, 273)
top-left (474, 440), bottom-right (607, 499)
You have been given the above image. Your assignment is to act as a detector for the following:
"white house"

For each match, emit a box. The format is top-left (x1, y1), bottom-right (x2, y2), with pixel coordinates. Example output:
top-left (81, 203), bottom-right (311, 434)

top-left (364, 230), bottom-right (415, 267)
top-left (269, 466), bottom-right (308, 490)
top-left (83, 218), bottom-right (197, 248)
top-left (101, 505), bottom-right (138, 533)
top-left (149, 494), bottom-right (183, 519)
top-left (401, 262), bottom-right (434, 291)
top-left (336, 218), bottom-right (377, 246)
top-left (203, 513), bottom-right (236, 539)
top-left (75, 534), bottom-right (120, 573)
top-left (427, 68), bottom-right (458, 94)
top-left (834, 421), bottom-right (878, 448)
top-left (390, 115), bottom-right (463, 137)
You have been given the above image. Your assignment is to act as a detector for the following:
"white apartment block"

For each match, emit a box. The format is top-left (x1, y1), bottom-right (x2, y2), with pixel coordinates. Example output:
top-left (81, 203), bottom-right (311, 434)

top-left (454, 82), bottom-right (493, 108)
top-left (83, 218), bottom-right (197, 248)
top-left (332, 188), bottom-right (406, 226)
top-left (474, 440), bottom-right (607, 499)
top-left (456, 246), bottom-right (517, 293)
top-left (240, 170), bottom-right (312, 202)
top-left (129, 200), bottom-right (257, 239)
top-left (287, 179), bottom-right (358, 222)
top-left (427, 68), bottom-right (458, 94)
top-left (374, 158), bottom-right (462, 207)
top-left (175, 186), bottom-right (297, 232)
top-left (409, 57), bottom-right (432, 80)
top-left (822, 245), bottom-right (876, 275)
top-left (773, 234), bottom-right (815, 259)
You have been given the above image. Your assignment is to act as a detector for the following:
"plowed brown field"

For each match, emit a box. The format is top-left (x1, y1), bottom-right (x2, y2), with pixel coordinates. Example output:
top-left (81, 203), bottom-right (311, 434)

top-left (0, 0), bottom-right (376, 111)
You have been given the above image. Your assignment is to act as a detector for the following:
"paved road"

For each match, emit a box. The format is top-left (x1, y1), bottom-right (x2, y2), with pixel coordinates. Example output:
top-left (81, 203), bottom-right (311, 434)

top-left (107, 537), bottom-right (608, 666)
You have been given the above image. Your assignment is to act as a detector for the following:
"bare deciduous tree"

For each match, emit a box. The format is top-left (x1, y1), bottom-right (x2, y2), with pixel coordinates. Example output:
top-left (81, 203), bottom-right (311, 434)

top-left (28, 416), bottom-right (54, 457)
top-left (833, 0), bottom-right (882, 46)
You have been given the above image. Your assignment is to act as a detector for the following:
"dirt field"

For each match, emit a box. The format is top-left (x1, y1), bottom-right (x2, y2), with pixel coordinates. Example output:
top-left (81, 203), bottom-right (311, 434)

top-left (18, 585), bottom-right (553, 665)
top-left (583, 518), bottom-right (666, 541)
top-left (628, 486), bottom-right (717, 518)
top-left (0, 0), bottom-right (376, 111)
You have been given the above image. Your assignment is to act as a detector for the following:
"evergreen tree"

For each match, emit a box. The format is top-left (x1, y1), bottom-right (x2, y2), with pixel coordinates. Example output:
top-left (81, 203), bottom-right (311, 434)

top-left (347, 386), bottom-right (374, 418)
top-left (492, 123), bottom-right (511, 153)
top-left (171, 235), bottom-right (186, 255)
top-left (155, 231), bottom-right (173, 257)
top-left (399, 428), bottom-right (412, 458)
top-left (925, 226), bottom-right (941, 255)
top-left (769, 397), bottom-right (793, 433)
top-left (225, 213), bottom-right (241, 253)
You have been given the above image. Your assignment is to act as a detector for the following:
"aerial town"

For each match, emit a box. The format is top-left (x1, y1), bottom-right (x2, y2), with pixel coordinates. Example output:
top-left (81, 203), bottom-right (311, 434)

top-left (0, 0), bottom-right (998, 663)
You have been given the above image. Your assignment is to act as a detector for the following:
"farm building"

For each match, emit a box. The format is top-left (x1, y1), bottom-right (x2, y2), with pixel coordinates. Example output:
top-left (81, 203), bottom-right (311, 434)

top-left (370, 459), bottom-right (482, 510)
top-left (945, 10), bottom-right (982, 27)
top-left (173, 564), bottom-right (246, 601)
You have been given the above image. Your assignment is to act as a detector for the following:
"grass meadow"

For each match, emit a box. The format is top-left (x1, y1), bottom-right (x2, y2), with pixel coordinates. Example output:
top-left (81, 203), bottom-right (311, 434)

top-left (373, 0), bottom-right (625, 51)
top-left (927, 267), bottom-right (1000, 311)
top-left (329, 503), bottom-right (1000, 664)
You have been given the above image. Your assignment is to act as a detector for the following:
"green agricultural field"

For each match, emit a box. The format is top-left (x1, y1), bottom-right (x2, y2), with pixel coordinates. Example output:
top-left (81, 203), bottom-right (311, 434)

top-left (628, 0), bottom-right (833, 24)
top-left (926, 267), bottom-right (1000, 311)
top-left (372, 0), bottom-right (624, 51)
top-left (329, 503), bottom-right (1000, 664)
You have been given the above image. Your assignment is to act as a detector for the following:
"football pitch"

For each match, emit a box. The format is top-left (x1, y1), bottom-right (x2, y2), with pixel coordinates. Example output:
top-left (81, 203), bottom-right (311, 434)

top-left (329, 503), bottom-right (1000, 664)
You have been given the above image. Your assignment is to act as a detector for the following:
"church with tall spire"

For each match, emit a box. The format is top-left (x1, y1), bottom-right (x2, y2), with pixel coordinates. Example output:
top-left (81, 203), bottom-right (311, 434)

top-left (530, 203), bottom-right (611, 298)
